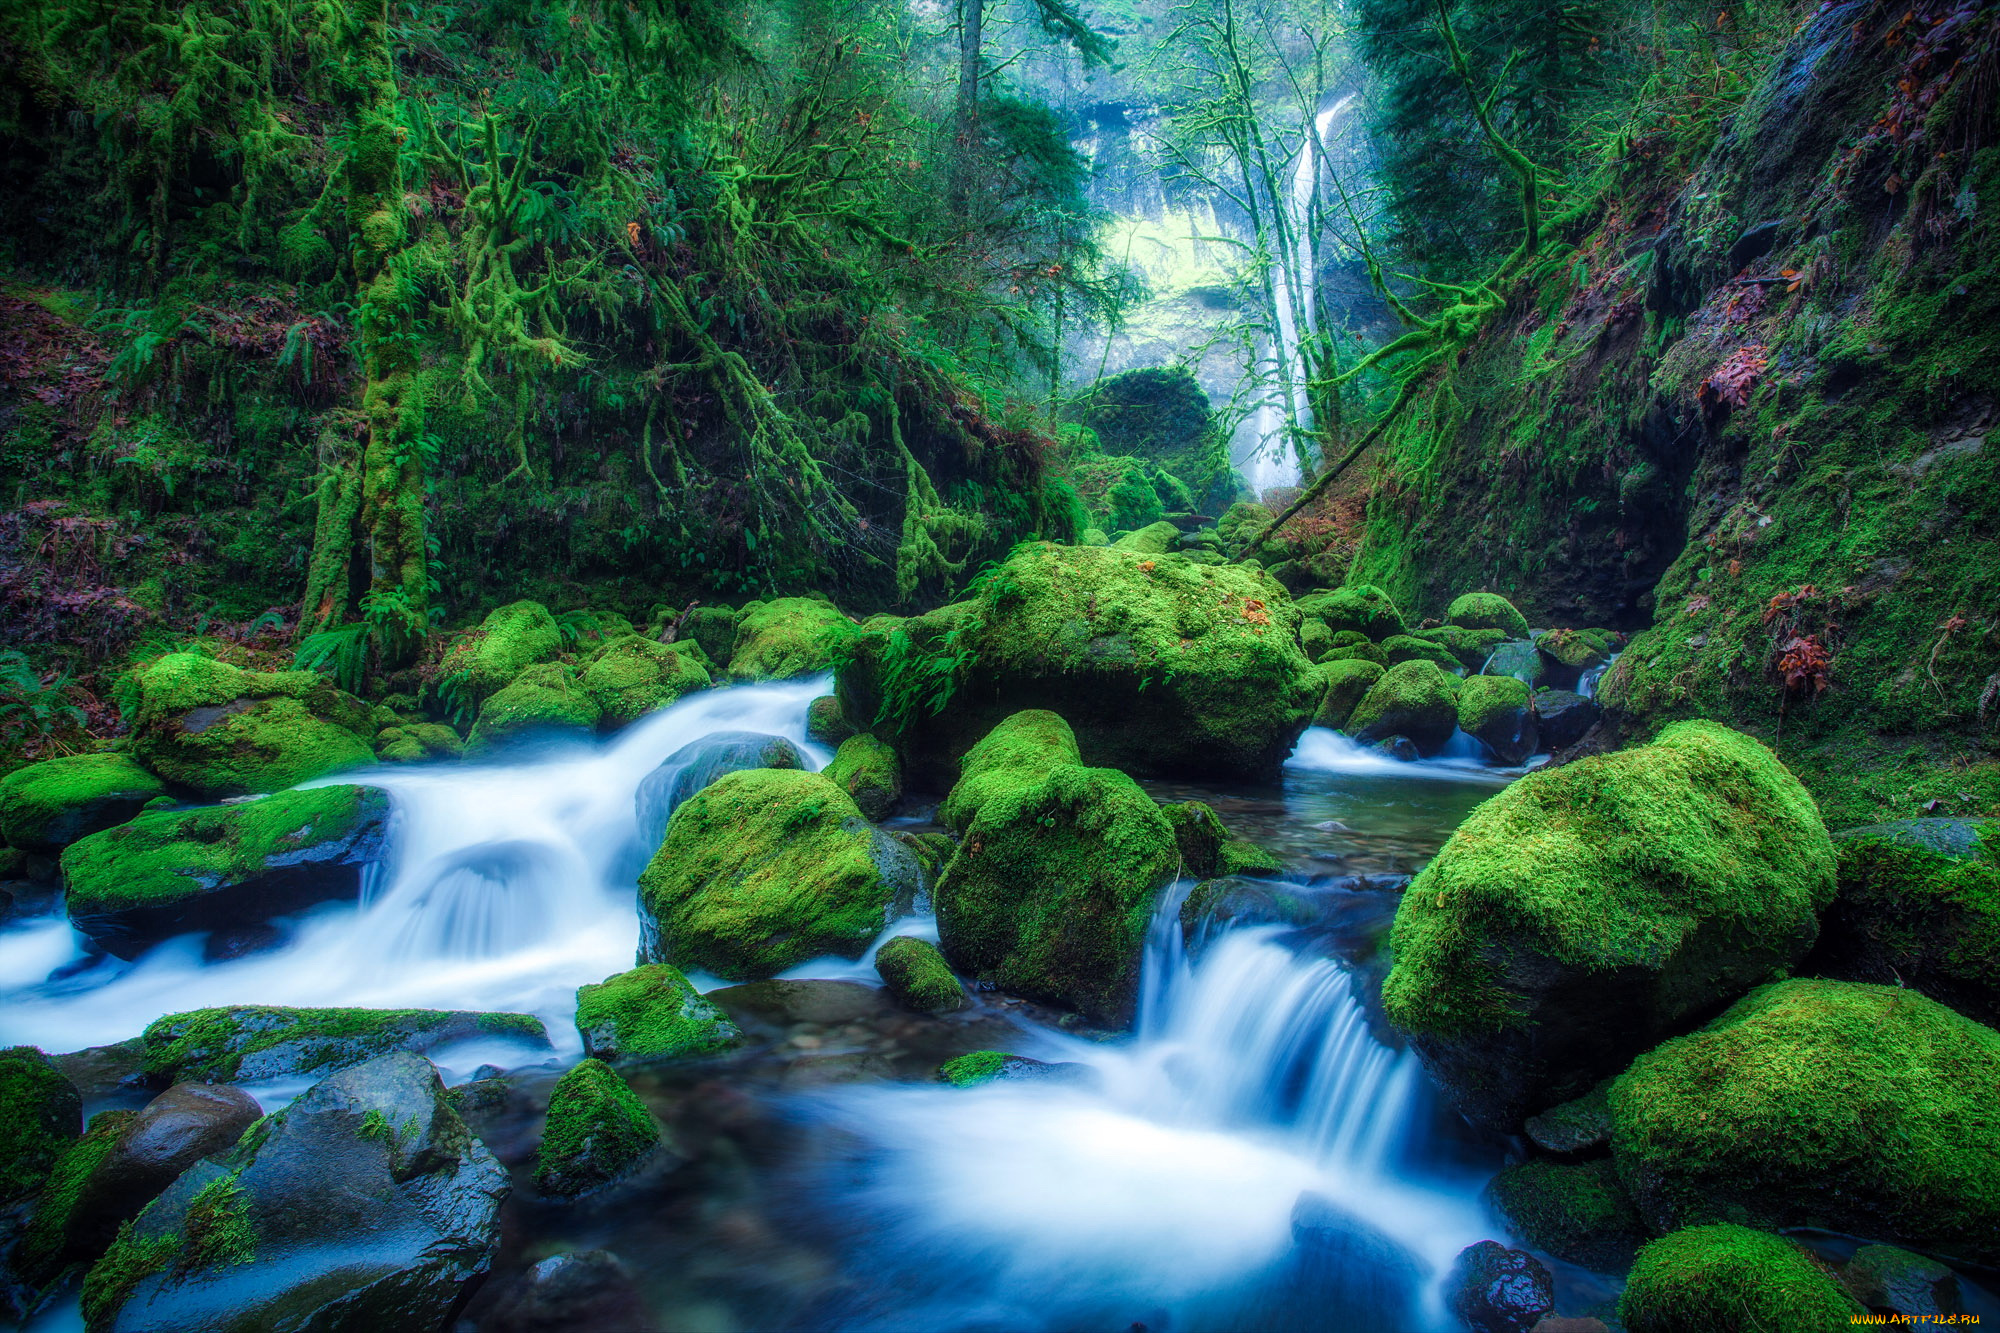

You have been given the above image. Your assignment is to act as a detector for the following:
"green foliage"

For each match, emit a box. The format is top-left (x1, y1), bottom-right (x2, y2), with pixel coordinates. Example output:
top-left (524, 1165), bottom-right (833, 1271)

top-left (0, 651), bottom-right (87, 747)
top-left (293, 622), bottom-right (371, 696)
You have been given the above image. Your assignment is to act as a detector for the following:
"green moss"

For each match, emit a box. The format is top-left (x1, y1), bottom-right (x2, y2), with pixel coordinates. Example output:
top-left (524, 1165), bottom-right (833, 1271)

top-left (936, 762), bottom-right (1178, 1024)
top-left (1619, 1225), bottom-right (1862, 1333)
top-left (1295, 585), bottom-right (1406, 641)
top-left (1416, 625), bottom-right (1512, 670)
top-left (432, 601), bottom-right (564, 713)
top-left (0, 1046), bottom-right (81, 1207)
top-left (874, 935), bottom-right (967, 1013)
top-left (534, 1058), bottom-right (662, 1197)
top-left (1445, 593), bottom-right (1530, 638)
top-left (1378, 634), bottom-right (1462, 670)
top-left (374, 721), bottom-right (463, 763)
top-left (583, 635), bottom-right (710, 728)
top-left (80, 1221), bottom-right (177, 1333)
top-left (823, 732), bottom-right (902, 822)
top-left (468, 662), bottom-right (602, 747)
top-left (939, 1050), bottom-right (1008, 1086)
top-left (680, 606), bottom-right (741, 670)
top-left (125, 653), bottom-right (376, 798)
top-left (1313, 659), bottom-right (1385, 730)
top-left (1608, 980), bottom-right (2000, 1264)
top-left (939, 709), bottom-right (1082, 832)
top-left (806, 695), bottom-right (856, 746)
top-left (574, 964), bottom-right (740, 1062)
top-left (17, 1108), bottom-right (138, 1284)
top-left (727, 597), bottom-right (859, 680)
top-left (1109, 521), bottom-right (1179, 554)
top-left (1298, 619), bottom-right (1334, 661)
top-left (61, 784), bottom-right (386, 917)
top-left (178, 1175), bottom-right (255, 1269)
top-left (1319, 641), bottom-right (1388, 666)
top-left (1486, 1158), bottom-right (1646, 1274)
top-left (1816, 825), bottom-right (2000, 1024)
top-left (1215, 502), bottom-right (1273, 556)
top-left (1456, 674), bottom-right (1535, 761)
top-left (637, 768), bottom-right (901, 979)
top-left (1345, 659), bottom-right (1459, 752)
top-left (0, 754), bottom-right (167, 851)
top-left (1536, 628), bottom-right (1610, 672)
top-left (1163, 800), bottom-right (1282, 878)
top-left (140, 1005), bottom-right (546, 1082)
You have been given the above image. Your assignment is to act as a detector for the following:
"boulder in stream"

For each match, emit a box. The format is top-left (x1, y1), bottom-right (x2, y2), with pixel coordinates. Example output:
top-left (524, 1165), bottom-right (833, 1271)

top-left (139, 1005), bottom-right (551, 1084)
top-left (1841, 1245), bottom-right (1964, 1319)
top-left (634, 730), bottom-right (803, 847)
top-left (574, 964), bottom-right (740, 1063)
top-left (581, 635), bottom-right (710, 728)
top-left (1485, 1158), bottom-right (1647, 1274)
top-left (726, 597), bottom-right (858, 680)
top-left (1445, 1241), bottom-right (1554, 1333)
top-left (873, 936), bottom-right (967, 1013)
top-left (0, 754), bottom-right (167, 852)
top-left (478, 1249), bottom-right (662, 1333)
top-left (534, 1058), bottom-right (674, 1199)
top-left (1445, 593), bottom-right (1530, 639)
top-left (1456, 675), bottom-right (1537, 764)
top-left (432, 600), bottom-right (566, 712)
top-left (1295, 585), bottom-right (1406, 641)
top-left (61, 785), bottom-right (390, 959)
top-left (1532, 688), bottom-right (1599, 751)
top-left (124, 653), bottom-right (376, 799)
top-left (468, 662), bottom-right (602, 748)
top-left (78, 1051), bottom-right (506, 1333)
top-left (0, 1046), bottom-right (81, 1208)
top-left (1618, 1225), bottom-right (1861, 1333)
top-left (822, 732), bottom-right (902, 821)
top-left (1312, 659), bottom-right (1384, 730)
top-left (1346, 660), bottom-right (1458, 755)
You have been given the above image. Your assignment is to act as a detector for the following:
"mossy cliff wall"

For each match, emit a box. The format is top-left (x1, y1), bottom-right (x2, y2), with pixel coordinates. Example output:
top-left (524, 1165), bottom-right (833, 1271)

top-left (1347, 0), bottom-right (2000, 824)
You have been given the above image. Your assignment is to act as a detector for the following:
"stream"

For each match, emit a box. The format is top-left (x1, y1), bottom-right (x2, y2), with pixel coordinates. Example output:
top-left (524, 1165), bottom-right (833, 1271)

top-left (1, 679), bottom-right (1553, 1332)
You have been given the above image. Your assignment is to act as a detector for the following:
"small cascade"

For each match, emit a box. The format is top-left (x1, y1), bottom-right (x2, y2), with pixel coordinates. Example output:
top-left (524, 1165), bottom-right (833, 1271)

top-left (1577, 651), bottom-right (1619, 699)
top-left (1286, 726), bottom-right (1514, 782)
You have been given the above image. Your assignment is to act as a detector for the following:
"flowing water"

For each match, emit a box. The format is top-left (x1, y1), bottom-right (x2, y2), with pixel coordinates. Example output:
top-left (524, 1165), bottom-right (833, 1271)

top-left (1, 682), bottom-right (1540, 1331)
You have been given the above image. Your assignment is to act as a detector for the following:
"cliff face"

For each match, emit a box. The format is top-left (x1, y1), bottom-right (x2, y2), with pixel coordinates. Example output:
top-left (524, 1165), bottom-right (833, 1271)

top-left (1347, 0), bottom-right (2000, 823)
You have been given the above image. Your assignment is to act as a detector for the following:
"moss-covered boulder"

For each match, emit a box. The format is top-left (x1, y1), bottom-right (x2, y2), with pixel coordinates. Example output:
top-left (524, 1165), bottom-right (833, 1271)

top-left (1297, 619), bottom-right (1333, 663)
top-left (61, 785), bottom-right (389, 959)
top-left (823, 732), bottom-right (902, 821)
top-left (1485, 1158), bottom-right (1648, 1274)
top-left (1318, 641), bottom-right (1388, 667)
top-left (534, 1058), bottom-right (669, 1198)
top-left (806, 694), bottom-right (856, 746)
top-left (873, 935), bottom-right (967, 1013)
top-left (1811, 820), bottom-right (1999, 1026)
top-left (841, 545), bottom-right (1316, 784)
top-left (1163, 801), bottom-right (1281, 879)
top-left (583, 635), bottom-right (710, 728)
top-left (1415, 625), bottom-right (1513, 671)
top-left (1536, 628), bottom-right (1616, 690)
top-left (1295, 585), bottom-right (1406, 641)
top-left (1446, 593), bottom-right (1531, 639)
top-left (1378, 634), bottom-right (1462, 671)
top-left (0, 754), bottom-right (167, 852)
top-left (373, 721), bottom-right (463, 763)
top-left (1109, 520), bottom-right (1180, 554)
top-left (1457, 675), bottom-right (1537, 764)
top-left (637, 768), bottom-right (918, 979)
top-left (1842, 1245), bottom-right (1964, 1318)
top-left (1346, 660), bottom-right (1459, 754)
top-left (434, 600), bottom-right (565, 710)
top-left (1214, 501), bottom-right (1273, 556)
top-left (726, 597), bottom-right (858, 680)
top-left (1313, 659), bottom-right (1385, 731)
top-left (677, 604), bottom-right (739, 669)
top-left (1607, 980), bottom-right (2000, 1264)
top-left (938, 709), bottom-right (1082, 833)
top-left (574, 964), bottom-right (739, 1063)
top-left (1382, 720), bottom-right (1835, 1129)
top-left (14, 1106), bottom-right (137, 1286)
top-left (139, 1005), bottom-right (551, 1084)
top-left (1619, 1225), bottom-right (1861, 1333)
top-left (1483, 640), bottom-right (1545, 689)
top-left (1, 1046), bottom-right (81, 1207)
top-left (125, 653), bottom-right (376, 798)
top-left (468, 662), bottom-right (602, 747)
top-left (936, 762), bottom-right (1178, 1024)
top-left (1533, 688), bottom-right (1601, 750)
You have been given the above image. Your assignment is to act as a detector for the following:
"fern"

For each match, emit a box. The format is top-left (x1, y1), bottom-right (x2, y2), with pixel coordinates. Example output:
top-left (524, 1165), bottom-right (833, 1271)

top-left (0, 652), bottom-right (87, 744)
top-left (555, 608), bottom-right (611, 647)
top-left (293, 622), bottom-right (371, 695)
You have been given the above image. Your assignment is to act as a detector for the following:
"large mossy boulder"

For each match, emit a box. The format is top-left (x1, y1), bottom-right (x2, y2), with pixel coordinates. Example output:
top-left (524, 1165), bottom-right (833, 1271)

top-left (533, 1059), bottom-right (668, 1198)
top-left (1346, 659), bottom-right (1459, 754)
top-left (582, 636), bottom-right (710, 728)
top-left (0, 754), bottom-right (167, 852)
top-left (1810, 819), bottom-right (1999, 1026)
top-left (1619, 1225), bottom-right (1862, 1333)
top-left (125, 653), bottom-right (376, 798)
top-left (1415, 625), bottom-right (1513, 671)
top-left (62, 785), bottom-right (389, 959)
top-left (1606, 980), bottom-right (2000, 1265)
top-left (139, 1006), bottom-right (551, 1084)
top-left (1457, 675), bottom-right (1537, 764)
top-left (1382, 720), bottom-right (1835, 1130)
top-left (468, 662), bottom-right (602, 748)
top-left (636, 768), bottom-right (917, 979)
top-left (1445, 593), bottom-right (1531, 639)
top-left (726, 597), bottom-right (857, 680)
top-left (935, 759), bottom-right (1178, 1024)
top-left (0, 1046), bottom-right (81, 1208)
top-left (839, 545), bottom-right (1315, 784)
top-left (1312, 659), bottom-right (1384, 730)
top-left (434, 600), bottom-right (564, 711)
top-left (1109, 520), bottom-right (1180, 554)
top-left (634, 731), bottom-right (803, 848)
top-left (822, 733), bottom-right (902, 821)
top-left (1295, 585), bottom-right (1406, 641)
top-left (574, 964), bottom-right (739, 1063)
top-left (937, 709), bottom-right (1081, 832)
top-left (1485, 1158), bottom-right (1648, 1274)
top-left (79, 1052), bottom-right (506, 1333)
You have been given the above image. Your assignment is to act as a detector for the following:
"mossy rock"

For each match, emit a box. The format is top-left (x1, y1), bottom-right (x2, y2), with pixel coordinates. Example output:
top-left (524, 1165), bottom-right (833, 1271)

top-left (434, 600), bottom-right (565, 710)
top-left (823, 732), bottom-right (902, 822)
top-left (1298, 619), bottom-right (1333, 662)
top-left (727, 597), bottom-right (858, 680)
top-left (938, 709), bottom-right (1081, 833)
top-left (535, 1059), bottom-right (668, 1198)
top-left (468, 662), bottom-right (602, 748)
top-left (1485, 1158), bottom-right (1647, 1274)
top-left (126, 653), bottom-right (376, 798)
top-left (677, 604), bottom-right (740, 670)
top-left (1317, 641), bottom-right (1388, 667)
top-left (0, 753), bottom-right (167, 852)
top-left (636, 768), bottom-right (918, 979)
top-left (1162, 801), bottom-right (1281, 879)
top-left (1295, 585), bottom-right (1406, 641)
top-left (583, 635), bottom-right (710, 728)
top-left (375, 722), bottom-right (463, 763)
top-left (1619, 1225), bottom-right (1862, 1333)
top-left (1482, 640), bottom-right (1545, 689)
top-left (1347, 660), bottom-right (1459, 755)
top-left (1382, 720), bottom-right (1835, 1130)
top-left (1842, 1245), bottom-right (1964, 1318)
top-left (1313, 659), bottom-right (1385, 730)
top-left (14, 1106), bottom-right (136, 1286)
top-left (1214, 501), bottom-right (1273, 556)
top-left (635, 731), bottom-right (805, 848)
top-left (1079, 527), bottom-right (1110, 547)
top-left (574, 964), bottom-right (740, 1063)
top-left (936, 762), bottom-right (1178, 1024)
top-left (1109, 520), bottom-right (1180, 554)
top-left (1445, 593), bottom-right (1530, 639)
top-left (1456, 675), bottom-right (1537, 765)
top-left (1378, 634), bottom-right (1462, 671)
top-left (140, 1005), bottom-right (551, 1083)
top-left (1607, 980), bottom-right (2000, 1264)
top-left (61, 785), bottom-right (389, 959)
top-left (1810, 820), bottom-right (2000, 1026)
top-left (1536, 628), bottom-right (1614, 688)
top-left (873, 935), bottom-right (967, 1013)
top-left (806, 695), bottom-right (856, 746)
top-left (1415, 625), bottom-right (1513, 671)
top-left (0, 1046), bottom-right (81, 1207)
